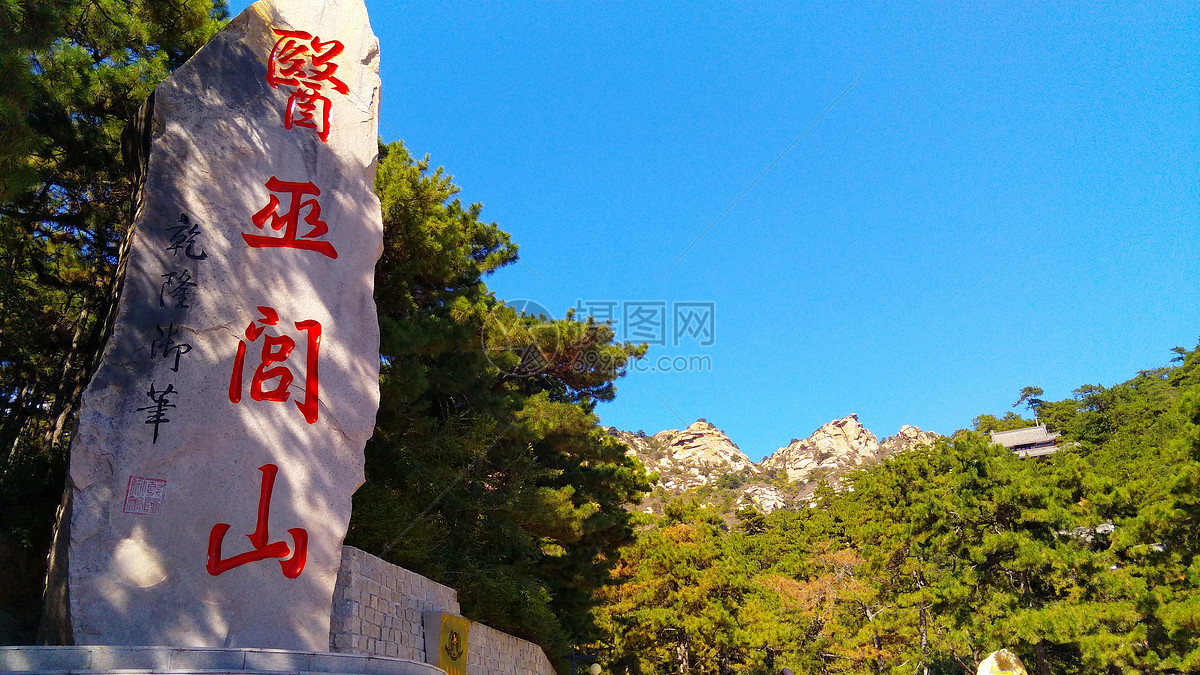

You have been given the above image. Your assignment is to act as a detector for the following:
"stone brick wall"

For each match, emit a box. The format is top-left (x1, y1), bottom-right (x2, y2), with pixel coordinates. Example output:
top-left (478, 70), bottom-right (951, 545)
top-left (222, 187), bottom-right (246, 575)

top-left (329, 546), bottom-right (459, 659)
top-left (466, 622), bottom-right (555, 675)
top-left (329, 546), bottom-right (556, 675)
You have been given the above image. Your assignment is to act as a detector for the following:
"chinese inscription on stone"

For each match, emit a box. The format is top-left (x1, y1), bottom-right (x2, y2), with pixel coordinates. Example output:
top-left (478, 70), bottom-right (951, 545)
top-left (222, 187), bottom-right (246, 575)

top-left (59, 0), bottom-right (382, 651)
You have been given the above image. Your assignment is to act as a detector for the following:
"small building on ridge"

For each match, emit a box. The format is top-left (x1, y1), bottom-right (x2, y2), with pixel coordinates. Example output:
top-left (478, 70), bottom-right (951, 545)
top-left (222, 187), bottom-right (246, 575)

top-left (990, 424), bottom-right (1061, 458)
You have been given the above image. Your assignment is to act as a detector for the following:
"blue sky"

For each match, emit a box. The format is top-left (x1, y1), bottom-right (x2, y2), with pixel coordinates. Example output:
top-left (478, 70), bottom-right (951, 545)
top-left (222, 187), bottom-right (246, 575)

top-left (234, 1), bottom-right (1198, 461)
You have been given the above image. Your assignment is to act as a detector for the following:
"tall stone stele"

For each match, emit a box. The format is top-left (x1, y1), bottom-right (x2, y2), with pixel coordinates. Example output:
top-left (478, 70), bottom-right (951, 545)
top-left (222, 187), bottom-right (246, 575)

top-left (45, 0), bottom-right (383, 651)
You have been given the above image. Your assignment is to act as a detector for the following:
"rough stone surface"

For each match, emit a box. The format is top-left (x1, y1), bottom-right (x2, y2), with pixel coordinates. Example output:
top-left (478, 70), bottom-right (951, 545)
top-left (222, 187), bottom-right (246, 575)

top-left (60, 0), bottom-right (382, 650)
top-left (613, 422), bottom-right (798, 515)
top-left (463, 622), bottom-right (555, 675)
top-left (760, 416), bottom-right (940, 495)
top-left (878, 424), bottom-right (941, 457)
top-left (614, 421), bottom-right (760, 493)
top-left (616, 416), bottom-right (939, 512)
top-left (736, 484), bottom-right (789, 513)
top-left (0, 645), bottom-right (443, 674)
top-left (760, 414), bottom-right (882, 484)
top-left (329, 547), bottom-right (459, 661)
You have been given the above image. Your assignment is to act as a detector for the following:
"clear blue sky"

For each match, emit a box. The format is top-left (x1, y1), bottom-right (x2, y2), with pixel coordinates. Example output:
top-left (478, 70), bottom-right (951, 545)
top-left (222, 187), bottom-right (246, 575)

top-left (233, 1), bottom-right (1198, 461)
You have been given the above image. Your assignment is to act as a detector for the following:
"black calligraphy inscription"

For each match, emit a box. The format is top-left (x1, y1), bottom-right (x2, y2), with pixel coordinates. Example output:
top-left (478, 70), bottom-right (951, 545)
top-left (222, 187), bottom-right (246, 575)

top-left (138, 210), bottom-right (207, 443)
top-left (137, 382), bottom-right (177, 444)
top-left (150, 323), bottom-right (193, 372)
top-left (165, 212), bottom-right (208, 260)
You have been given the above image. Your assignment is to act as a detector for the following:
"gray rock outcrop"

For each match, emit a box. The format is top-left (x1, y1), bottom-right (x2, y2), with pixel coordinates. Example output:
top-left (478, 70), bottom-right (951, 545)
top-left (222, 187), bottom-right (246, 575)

top-left (614, 422), bottom-right (792, 512)
top-left (736, 485), bottom-right (789, 513)
top-left (54, 0), bottom-right (382, 650)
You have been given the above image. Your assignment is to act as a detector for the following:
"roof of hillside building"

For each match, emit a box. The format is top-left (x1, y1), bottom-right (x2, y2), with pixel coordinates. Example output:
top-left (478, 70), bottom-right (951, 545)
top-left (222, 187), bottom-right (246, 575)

top-left (990, 424), bottom-right (1061, 449)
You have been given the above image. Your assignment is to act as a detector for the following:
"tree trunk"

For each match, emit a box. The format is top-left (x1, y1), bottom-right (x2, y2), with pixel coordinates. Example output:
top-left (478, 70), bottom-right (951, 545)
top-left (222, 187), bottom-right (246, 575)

top-left (1034, 639), bottom-right (1051, 675)
top-left (915, 570), bottom-right (930, 675)
top-left (863, 605), bottom-right (885, 674)
top-left (676, 640), bottom-right (690, 674)
top-left (2, 384), bottom-right (38, 468)
top-left (43, 304), bottom-right (91, 450)
top-left (40, 95), bottom-right (147, 456)
top-left (1020, 571), bottom-right (1051, 675)
top-left (873, 631), bottom-right (884, 674)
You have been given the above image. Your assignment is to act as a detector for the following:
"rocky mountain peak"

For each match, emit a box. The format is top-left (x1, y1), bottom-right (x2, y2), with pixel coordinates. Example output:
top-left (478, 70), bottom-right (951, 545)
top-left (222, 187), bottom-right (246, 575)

top-left (613, 415), bottom-right (938, 515)
top-left (656, 421), bottom-right (758, 489)
top-left (879, 424), bottom-right (940, 456)
top-left (759, 414), bottom-right (881, 484)
top-left (614, 419), bottom-right (756, 481)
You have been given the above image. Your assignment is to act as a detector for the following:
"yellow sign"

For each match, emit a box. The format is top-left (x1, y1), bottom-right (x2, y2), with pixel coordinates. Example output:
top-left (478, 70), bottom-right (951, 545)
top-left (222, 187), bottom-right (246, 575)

top-left (437, 614), bottom-right (471, 675)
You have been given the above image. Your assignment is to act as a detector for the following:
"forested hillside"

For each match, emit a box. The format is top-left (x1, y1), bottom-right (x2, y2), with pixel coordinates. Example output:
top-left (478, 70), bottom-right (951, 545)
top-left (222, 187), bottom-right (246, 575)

top-left (593, 345), bottom-right (1200, 675)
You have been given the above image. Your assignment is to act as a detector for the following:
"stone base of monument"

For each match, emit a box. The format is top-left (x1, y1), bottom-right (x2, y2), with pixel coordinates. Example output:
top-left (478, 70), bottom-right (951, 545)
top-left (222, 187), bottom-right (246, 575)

top-left (0, 646), bottom-right (445, 675)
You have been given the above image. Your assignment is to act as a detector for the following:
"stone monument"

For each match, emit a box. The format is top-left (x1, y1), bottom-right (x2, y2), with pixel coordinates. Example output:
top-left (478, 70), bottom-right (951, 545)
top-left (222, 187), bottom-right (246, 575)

top-left (49, 0), bottom-right (382, 651)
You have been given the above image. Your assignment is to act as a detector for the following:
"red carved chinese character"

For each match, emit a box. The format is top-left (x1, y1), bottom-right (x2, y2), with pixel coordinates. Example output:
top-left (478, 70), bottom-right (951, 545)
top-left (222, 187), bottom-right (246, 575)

top-left (266, 28), bottom-right (349, 142)
top-left (244, 177), bottom-right (338, 258)
top-left (206, 464), bottom-right (307, 578)
top-left (228, 306), bottom-right (322, 424)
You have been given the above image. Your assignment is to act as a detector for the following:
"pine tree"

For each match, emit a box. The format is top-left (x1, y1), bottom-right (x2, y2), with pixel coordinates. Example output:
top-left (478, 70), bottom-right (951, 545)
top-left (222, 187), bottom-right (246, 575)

top-left (596, 500), bottom-right (752, 675)
top-left (346, 141), bottom-right (650, 662)
top-left (0, 0), bottom-right (226, 642)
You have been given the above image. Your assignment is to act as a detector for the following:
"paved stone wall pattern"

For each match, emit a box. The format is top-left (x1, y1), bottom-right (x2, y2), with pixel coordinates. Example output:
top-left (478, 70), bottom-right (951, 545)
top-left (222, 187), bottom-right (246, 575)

top-left (330, 547), bottom-right (459, 659)
top-left (465, 622), bottom-right (555, 675)
top-left (330, 547), bottom-right (555, 674)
